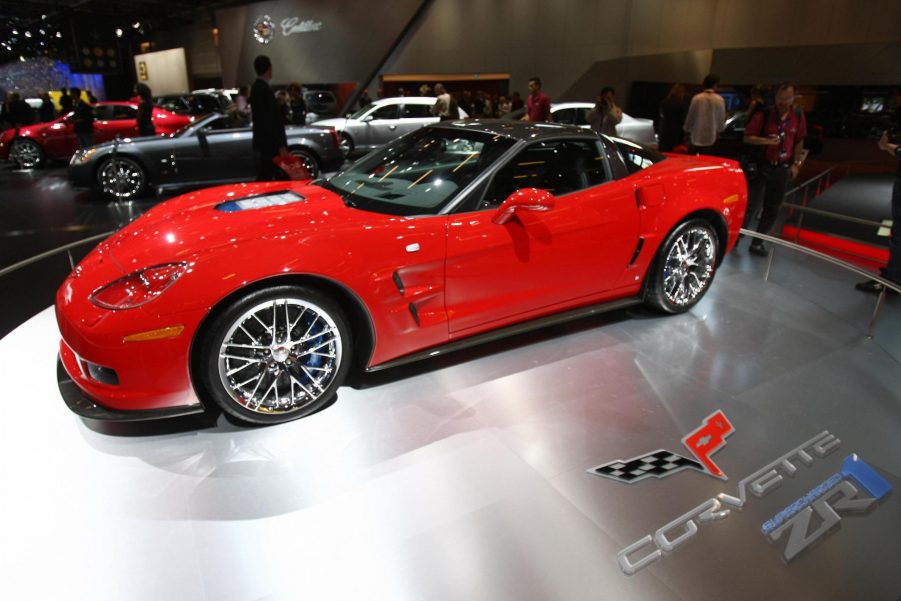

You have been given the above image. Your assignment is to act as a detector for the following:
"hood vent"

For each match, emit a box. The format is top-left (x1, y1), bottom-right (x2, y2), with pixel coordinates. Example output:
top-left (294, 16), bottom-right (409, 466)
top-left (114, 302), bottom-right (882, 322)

top-left (216, 190), bottom-right (306, 212)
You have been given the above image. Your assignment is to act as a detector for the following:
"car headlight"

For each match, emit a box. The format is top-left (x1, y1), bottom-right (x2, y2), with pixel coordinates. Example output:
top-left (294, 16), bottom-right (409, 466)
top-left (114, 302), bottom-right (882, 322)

top-left (90, 263), bottom-right (187, 310)
top-left (80, 148), bottom-right (98, 163)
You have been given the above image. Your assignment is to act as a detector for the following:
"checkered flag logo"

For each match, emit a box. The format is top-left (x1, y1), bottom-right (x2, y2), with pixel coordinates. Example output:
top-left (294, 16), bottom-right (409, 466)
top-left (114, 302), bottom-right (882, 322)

top-left (589, 449), bottom-right (704, 484)
top-left (589, 410), bottom-right (735, 484)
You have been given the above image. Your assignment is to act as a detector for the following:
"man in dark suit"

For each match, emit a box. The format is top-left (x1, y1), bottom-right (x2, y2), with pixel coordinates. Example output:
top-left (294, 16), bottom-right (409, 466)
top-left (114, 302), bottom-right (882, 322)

top-left (250, 55), bottom-right (289, 181)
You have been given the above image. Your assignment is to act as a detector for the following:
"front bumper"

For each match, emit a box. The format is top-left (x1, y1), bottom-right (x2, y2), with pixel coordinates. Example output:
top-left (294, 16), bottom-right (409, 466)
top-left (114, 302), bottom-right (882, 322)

top-left (58, 356), bottom-right (204, 421)
top-left (68, 158), bottom-right (94, 189)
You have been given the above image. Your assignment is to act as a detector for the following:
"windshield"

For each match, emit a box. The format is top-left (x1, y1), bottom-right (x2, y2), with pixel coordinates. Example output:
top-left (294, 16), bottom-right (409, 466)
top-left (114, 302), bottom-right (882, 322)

top-left (349, 104), bottom-right (375, 120)
top-left (324, 127), bottom-right (515, 215)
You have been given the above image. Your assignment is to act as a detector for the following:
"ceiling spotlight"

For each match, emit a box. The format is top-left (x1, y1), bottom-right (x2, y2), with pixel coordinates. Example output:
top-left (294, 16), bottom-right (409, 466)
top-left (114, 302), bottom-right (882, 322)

top-left (12, 29), bottom-right (18, 35)
top-left (39, 29), bottom-right (46, 36)
top-left (132, 21), bottom-right (141, 29)
top-left (56, 31), bottom-right (62, 38)
top-left (115, 28), bottom-right (123, 37)
top-left (24, 31), bottom-right (32, 38)
top-left (41, 14), bottom-right (47, 20)
top-left (19, 55), bottom-right (25, 62)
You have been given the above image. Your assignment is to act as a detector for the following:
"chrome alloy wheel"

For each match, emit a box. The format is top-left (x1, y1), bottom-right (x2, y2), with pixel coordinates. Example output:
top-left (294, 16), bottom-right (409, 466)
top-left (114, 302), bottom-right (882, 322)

top-left (339, 133), bottom-right (353, 155)
top-left (661, 225), bottom-right (716, 307)
top-left (98, 157), bottom-right (144, 199)
top-left (217, 298), bottom-right (343, 416)
top-left (9, 139), bottom-right (43, 168)
top-left (289, 149), bottom-right (320, 179)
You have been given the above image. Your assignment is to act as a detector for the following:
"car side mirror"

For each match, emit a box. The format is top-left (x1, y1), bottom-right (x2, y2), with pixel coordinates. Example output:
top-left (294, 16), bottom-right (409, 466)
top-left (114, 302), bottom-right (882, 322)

top-left (492, 188), bottom-right (555, 225)
top-left (362, 115), bottom-right (374, 123)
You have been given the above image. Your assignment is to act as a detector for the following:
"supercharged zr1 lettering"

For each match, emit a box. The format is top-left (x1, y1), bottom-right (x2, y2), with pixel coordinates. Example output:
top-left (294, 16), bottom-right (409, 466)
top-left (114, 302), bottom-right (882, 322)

top-left (763, 454), bottom-right (891, 562)
top-left (616, 430), bottom-right (840, 575)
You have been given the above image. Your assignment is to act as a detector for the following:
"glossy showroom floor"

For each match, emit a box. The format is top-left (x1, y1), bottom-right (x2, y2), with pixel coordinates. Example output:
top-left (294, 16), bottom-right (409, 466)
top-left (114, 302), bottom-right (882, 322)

top-left (1, 166), bottom-right (900, 600)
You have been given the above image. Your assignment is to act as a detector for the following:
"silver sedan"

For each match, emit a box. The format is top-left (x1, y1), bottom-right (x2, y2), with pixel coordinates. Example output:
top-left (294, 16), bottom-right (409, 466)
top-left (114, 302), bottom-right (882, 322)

top-left (313, 96), bottom-right (467, 155)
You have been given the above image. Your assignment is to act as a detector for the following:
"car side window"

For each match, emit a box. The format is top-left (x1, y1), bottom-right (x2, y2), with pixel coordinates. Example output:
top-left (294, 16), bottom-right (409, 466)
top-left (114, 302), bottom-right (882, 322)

top-left (370, 105), bottom-right (398, 120)
top-left (601, 137), bottom-right (629, 179)
top-left (478, 139), bottom-right (610, 209)
top-left (203, 117), bottom-right (232, 132)
top-left (92, 105), bottom-right (111, 120)
top-left (573, 107), bottom-right (590, 126)
top-left (614, 140), bottom-right (666, 175)
top-left (110, 105), bottom-right (137, 120)
top-left (553, 108), bottom-right (575, 125)
top-left (401, 104), bottom-right (432, 119)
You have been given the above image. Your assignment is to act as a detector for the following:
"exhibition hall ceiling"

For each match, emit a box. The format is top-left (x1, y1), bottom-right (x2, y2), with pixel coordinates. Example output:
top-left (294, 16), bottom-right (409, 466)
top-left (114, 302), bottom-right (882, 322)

top-left (0, 0), bottom-right (244, 28)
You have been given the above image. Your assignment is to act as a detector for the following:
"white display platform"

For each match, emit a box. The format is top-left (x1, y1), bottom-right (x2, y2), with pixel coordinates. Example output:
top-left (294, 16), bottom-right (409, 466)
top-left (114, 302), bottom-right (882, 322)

top-left (2, 251), bottom-right (900, 601)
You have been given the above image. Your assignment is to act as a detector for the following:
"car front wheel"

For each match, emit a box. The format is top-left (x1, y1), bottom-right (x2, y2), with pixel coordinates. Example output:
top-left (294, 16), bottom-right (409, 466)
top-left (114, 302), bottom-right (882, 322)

top-left (288, 148), bottom-right (320, 179)
top-left (97, 156), bottom-right (146, 199)
top-left (339, 133), bottom-right (354, 155)
top-left (644, 219), bottom-right (719, 313)
top-left (199, 285), bottom-right (352, 425)
top-left (9, 138), bottom-right (44, 169)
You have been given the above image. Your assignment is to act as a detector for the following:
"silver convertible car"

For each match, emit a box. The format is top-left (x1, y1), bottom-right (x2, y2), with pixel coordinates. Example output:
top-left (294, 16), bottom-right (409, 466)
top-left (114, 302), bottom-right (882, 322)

top-left (68, 113), bottom-right (345, 199)
top-left (313, 96), bottom-right (467, 155)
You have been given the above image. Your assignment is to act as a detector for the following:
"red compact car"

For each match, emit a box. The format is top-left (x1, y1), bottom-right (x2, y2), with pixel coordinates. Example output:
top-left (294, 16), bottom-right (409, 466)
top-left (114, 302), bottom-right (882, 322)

top-left (56, 121), bottom-right (747, 425)
top-left (0, 101), bottom-right (192, 168)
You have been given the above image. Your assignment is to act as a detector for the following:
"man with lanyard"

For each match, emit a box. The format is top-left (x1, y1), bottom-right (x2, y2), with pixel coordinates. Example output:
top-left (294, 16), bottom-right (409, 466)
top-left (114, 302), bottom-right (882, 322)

top-left (856, 130), bottom-right (901, 293)
top-left (742, 81), bottom-right (807, 256)
top-left (524, 76), bottom-right (551, 123)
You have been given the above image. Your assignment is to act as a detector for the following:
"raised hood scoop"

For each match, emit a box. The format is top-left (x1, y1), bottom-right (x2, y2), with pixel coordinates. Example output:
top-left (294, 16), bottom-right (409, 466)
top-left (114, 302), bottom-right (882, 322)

top-left (215, 190), bottom-right (306, 212)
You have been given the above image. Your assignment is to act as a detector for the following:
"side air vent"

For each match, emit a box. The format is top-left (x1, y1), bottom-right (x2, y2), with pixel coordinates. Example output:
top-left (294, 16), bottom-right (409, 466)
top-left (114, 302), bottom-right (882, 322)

top-left (408, 303), bottom-right (420, 327)
top-left (629, 237), bottom-right (645, 267)
top-left (393, 271), bottom-right (405, 295)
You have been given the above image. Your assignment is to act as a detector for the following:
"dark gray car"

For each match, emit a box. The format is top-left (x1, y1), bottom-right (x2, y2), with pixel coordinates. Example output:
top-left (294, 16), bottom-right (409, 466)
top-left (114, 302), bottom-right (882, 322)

top-left (68, 113), bottom-right (344, 199)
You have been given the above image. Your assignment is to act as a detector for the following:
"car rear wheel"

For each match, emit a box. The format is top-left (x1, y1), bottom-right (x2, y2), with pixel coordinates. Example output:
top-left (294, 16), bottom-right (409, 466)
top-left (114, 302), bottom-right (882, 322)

top-left (97, 156), bottom-right (146, 199)
top-left (199, 285), bottom-right (352, 425)
top-left (339, 133), bottom-right (354, 155)
top-left (644, 219), bottom-right (719, 314)
top-left (288, 148), bottom-right (320, 179)
top-left (9, 139), bottom-right (44, 169)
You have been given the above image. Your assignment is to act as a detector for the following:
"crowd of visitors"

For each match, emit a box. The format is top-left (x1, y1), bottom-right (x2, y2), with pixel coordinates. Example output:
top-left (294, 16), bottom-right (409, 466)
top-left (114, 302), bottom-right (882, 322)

top-left (1, 61), bottom-right (897, 294)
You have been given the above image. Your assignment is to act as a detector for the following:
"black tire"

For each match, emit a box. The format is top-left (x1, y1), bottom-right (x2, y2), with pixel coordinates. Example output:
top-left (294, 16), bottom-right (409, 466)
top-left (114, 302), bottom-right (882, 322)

top-left (288, 148), bottom-right (320, 179)
top-left (644, 219), bottom-right (719, 314)
top-left (96, 156), bottom-right (146, 199)
top-left (9, 138), bottom-right (44, 169)
top-left (198, 285), bottom-right (352, 425)
top-left (339, 133), bottom-right (354, 155)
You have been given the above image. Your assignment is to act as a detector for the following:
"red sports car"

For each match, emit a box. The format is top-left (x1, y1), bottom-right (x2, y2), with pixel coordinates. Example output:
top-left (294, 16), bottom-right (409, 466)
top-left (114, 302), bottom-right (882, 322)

top-left (0, 101), bottom-right (192, 168)
top-left (56, 121), bottom-right (747, 425)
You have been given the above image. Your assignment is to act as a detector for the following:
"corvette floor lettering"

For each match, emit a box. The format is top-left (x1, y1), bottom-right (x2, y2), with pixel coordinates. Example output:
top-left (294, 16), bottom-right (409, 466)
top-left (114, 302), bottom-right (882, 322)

top-left (763, 454), bottom-right (891, 561)
top-left (589, 410), bottom-right (734, 484)
top-left (616, 430), bottom-right (840, 575)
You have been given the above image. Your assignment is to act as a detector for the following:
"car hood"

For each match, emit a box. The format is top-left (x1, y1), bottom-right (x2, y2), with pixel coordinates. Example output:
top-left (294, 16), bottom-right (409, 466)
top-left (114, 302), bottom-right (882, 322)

top-left (620, 113), bottom-right (653, 127)
top-left (101, 181), bottom-right (378, 272)
top-left (6, 121), bottom-right (53, 139)
top-left (85, 135), bottom-right (172, 155)
top-left (311, 117), bottom-right (354, 130)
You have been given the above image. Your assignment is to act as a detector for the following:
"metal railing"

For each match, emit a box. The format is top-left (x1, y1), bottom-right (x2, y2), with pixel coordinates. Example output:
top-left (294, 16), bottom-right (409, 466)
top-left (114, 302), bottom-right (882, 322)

top-left (0, 230), bottom-right (113, 279)
top-left (742, 165), bottom-right (897, 337)
top-left (740, 228), bottom-right (898, 337)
